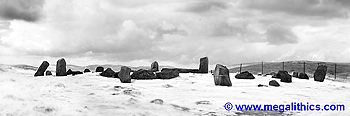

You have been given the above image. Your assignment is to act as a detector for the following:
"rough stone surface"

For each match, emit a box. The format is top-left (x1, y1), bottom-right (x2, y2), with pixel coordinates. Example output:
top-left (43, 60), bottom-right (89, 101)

top-left (161, 68), bottom-right (199, 73)
top-left (150, 99), bottom-right (164, 105)
top-left (72, 71), bottom-right (83, 76)
top-left (34, 61), bottom-right (49, 76)
top-left (235, 71), bottom-right (255, 79)
top-left (269, 80), bottom-right (280, 87)
top-left (45, 71), bottom-right (52, 76)
top-left (67, 69), bottom-right (73, 75)
top-left (292, 72), bottom-right (298, 77)
top-left (95, 66), bottom-right (104, 72)
top-left (118, 66), bottom-right (131, 83)
top-left (151, 61), bottom-right (159, 72)
top-left (83, 69), bottom-right (91, 73)
top-left (67, 69), bottom-right (83, 76)
top-left (131, 69), bottom-right (157, 79)
top-left (298, 73), bottom-right (309, 79)
top-left (213, 64), bottom-right (232, 86)
top-left (314, 65), bottom-right (327, 82)
top-left (56, 58), bottom-right (67, 76)
top-left (277, 71), bottom-right (292, 83)
top-left (198, 57), bottom-right (208, 73)
top-left (271, 72), bottom-right (278, 78)
top-left (100, 68), bottom-right (115, 77)
top-left (156, 69), bottom-right (179, 79)
top-left (113, 72), bottom-right (120, 78)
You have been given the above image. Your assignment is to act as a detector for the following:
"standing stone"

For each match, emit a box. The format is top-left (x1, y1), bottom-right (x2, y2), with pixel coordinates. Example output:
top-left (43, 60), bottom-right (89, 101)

top-left (269, 80), bottom-right (280, 87)
top-left (151, 61), bottom-right (159, 72)
top-left (292, 72), bottom-right (298, 77)
top-left (96, 66), bottom-right (104, 72)
top-left (235, 71), bottom-right (255, 79)
top-left (34, 61), bottom-right (50, 76)
top-left (131, 69), bottom-right (157, 79)
top-left (83, 69), bottom-right (91, 73)
top-left (276, 71), bottom-right (292, 83)
top-left (199, 57), bottom-right (208, 73)
top-left (298, 73), bottom-right (309, 79)
top-left (46, 71), bottom-right (52, 76)
top-left (314, 65), bottom-right (327, 82)
top-left (213, 64), bottom-right (232, 86)
top-left (100, 68), bottom-right (115, 77)
top-left (56, 58), bottom-right (67, 76)
top-left (118, 66), bottom-right (131, 83)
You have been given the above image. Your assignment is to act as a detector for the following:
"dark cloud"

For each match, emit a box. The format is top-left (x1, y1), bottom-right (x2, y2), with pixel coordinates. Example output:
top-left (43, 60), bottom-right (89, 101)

top-left (265, 24), bottom-right (298, 45)
top-left (0, 0), bottom-right (45, 22)
top-left (241, 0), bottom-right (349, 19)
top-left (181, 1), bottom-right (229, 13)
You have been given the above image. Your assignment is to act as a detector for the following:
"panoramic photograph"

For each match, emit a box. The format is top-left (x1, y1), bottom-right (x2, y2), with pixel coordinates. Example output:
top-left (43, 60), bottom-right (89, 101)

top-left (0, 0), bottom-right (349, 115)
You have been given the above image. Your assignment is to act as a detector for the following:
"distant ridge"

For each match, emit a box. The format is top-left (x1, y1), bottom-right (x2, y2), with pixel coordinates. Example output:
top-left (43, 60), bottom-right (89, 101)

top-left (0, 64), bottom-right (174, 73)
top-left (229, 60), bottom-right (350, 80)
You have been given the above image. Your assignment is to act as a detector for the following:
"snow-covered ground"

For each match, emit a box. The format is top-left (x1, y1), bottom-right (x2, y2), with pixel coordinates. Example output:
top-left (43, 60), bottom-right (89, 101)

top-left (0, 66), bottom-right (349, 116)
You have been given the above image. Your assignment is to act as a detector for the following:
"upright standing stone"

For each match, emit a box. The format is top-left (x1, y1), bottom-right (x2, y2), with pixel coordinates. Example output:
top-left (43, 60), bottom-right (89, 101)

top-left (151, 61), bottom-right (159, 72)
top-left (199, 57), bottom-right (208, 73)
top-left (34, 61), bottom-right (50, 76)
top-left (96, 66), bottom-right (104, 72)
top-left (56, 58), bottom-right (67, 76)
top-left (118, 66), bottom-right (131, 83)
top-left (213, 64), bottom-right (232, 86)
top-left (314, 65), bottom-right (327, 82)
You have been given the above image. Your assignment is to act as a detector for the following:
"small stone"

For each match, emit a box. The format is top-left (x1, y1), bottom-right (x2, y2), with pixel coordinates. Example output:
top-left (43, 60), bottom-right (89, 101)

top-left (235, 71), bottom-right (255, 79)
top-left (269, 80), bottom-right (280, 87)
top-left (131, 69), bottom-right (157, 79)
top-left (156, 69), bottom-right (179, 79)
top-left (100, 68), bottom-right (115, 77)
top-left (83, 69), bottom-right (91, 73)
top-left (95, 66), bottom-right (104, 72)
top-left (45, 71), bottom-right (52, 76)
top-left (150, 99), bottom-right (164, 105)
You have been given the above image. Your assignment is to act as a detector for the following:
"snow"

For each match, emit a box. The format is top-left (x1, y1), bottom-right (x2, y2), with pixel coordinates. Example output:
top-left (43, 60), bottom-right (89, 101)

top-left (0, 68), bottom-right (349, 116)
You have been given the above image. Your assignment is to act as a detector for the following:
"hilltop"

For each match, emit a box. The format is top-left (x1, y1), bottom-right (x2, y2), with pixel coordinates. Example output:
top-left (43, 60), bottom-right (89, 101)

top-left (229, 60), bottom-right (350, 80)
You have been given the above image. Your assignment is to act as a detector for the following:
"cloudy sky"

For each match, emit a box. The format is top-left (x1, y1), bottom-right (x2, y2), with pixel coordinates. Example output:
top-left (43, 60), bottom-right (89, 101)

top-left (1, 0), bottom-right (350, 68)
